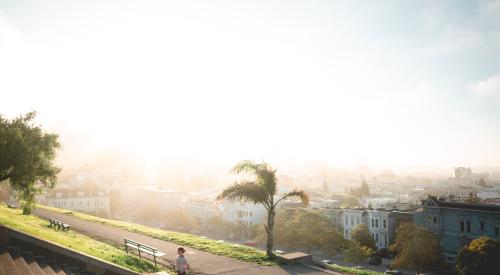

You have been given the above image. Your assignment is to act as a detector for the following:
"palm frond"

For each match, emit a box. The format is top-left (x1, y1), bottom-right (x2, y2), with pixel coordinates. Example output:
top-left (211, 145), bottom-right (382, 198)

top-left (230, 160), bottom-right (260, 174)
top-left (275, 189), bottom-right (310, 207)
top-left (216, 180), bottom-right (269, 206)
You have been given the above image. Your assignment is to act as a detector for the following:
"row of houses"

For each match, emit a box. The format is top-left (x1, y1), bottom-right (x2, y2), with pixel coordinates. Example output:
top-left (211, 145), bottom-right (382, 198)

top-left (41, 183), bottom-right (500, 264)
top-left (320, 196), bottom-right (500, 262)
top-left (319, 207), bottom-right (413, 249)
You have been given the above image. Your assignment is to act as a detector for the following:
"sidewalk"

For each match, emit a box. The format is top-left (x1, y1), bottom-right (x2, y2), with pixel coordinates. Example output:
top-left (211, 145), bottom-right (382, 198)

top-left (33, 208), bottom-right (339, 275)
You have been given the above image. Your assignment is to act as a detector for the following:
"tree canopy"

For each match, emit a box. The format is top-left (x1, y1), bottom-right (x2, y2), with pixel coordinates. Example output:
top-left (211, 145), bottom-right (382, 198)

top-left (456, 236), bottom-right (500, 275)
top-left (0, 112), bottom-right (60, 214)
top-left (344, 244), bottom-right (373, 267)
top-left (389, 222), bottom-right (441, 274)
top-left (258, 208), bottom-right (346, 254)
top-left (350, 180), bottom-right (370, 198)
top-left (217, 160), bottom-right (309, 257)
top-left (351, 223), bottom-right (377, 250)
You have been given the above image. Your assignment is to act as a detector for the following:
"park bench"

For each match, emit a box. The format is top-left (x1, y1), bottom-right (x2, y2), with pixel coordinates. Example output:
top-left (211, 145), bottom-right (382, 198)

top-left (124, 238), bottom-right (165, 266)
top-left (49, 218), bottom-right (71, 231)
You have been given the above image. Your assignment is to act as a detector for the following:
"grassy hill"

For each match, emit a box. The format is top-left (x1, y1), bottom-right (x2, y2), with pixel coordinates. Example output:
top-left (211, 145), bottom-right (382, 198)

top-left (38, 204), bottom-right (275, 265)
top-left (0, 204), bottom-right (163, 274)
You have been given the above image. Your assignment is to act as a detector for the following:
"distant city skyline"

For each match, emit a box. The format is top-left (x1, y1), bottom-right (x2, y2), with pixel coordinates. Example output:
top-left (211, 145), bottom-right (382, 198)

top-left (1, 0), bottom-right (500, 170)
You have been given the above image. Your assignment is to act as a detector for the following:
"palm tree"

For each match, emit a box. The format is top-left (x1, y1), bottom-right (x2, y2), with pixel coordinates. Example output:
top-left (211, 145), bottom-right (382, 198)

top-left (217, 160), bottom-right (309, 257)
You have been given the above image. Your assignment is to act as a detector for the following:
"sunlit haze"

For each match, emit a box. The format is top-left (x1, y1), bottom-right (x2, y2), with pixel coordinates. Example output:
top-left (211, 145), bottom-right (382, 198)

top-left (2, 0), bottom-right (500, 177)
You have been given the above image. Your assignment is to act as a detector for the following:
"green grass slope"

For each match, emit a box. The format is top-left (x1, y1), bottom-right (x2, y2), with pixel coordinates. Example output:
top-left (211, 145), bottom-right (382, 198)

top-left (327, 264), bottom-right (386, 275)
top-left (0, 204), bottom-right (162, 273)
top-left (38, 204), bottom-right (275, 265)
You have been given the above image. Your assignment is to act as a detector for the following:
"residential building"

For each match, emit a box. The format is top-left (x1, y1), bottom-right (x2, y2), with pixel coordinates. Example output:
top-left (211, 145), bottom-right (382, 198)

top-left (362, 197), bottom-right (397, 209)
top-left (319, 207), bottom-right (343, 231)
top-left (221, 200), bottom-right (267, 226)
top-left (185, 199), bottom-right (220, 222)
top-left (341, 208), bottom-right (367, 240)
top-left (449, 167), bottom-right (473, 185)
top-left (46, 188), bottom-right (110, 216)
top-left (417, 197), bottom-right (500, 263)
top-left (367, 209), bottom-right (393, 248)
top-left (390, 211), bottom-right (414, 241)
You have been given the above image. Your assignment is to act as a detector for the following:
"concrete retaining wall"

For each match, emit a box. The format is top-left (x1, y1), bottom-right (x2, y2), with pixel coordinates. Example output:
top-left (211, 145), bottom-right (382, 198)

top-left (1, 225), bottom-right (139, 275)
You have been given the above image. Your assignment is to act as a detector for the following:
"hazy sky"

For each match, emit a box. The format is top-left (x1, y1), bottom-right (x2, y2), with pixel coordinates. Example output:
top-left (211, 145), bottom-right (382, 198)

top-left (1, 0), bottom-right (500, 170)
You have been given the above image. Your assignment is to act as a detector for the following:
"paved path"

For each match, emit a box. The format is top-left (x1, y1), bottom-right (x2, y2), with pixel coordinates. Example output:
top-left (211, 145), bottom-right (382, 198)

top-left (33, 208), bottom-right (340, 275)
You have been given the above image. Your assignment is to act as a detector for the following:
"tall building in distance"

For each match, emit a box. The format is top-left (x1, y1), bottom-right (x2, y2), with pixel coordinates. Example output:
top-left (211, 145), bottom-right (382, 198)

top-left (449, 167), bottom-right (473, 185)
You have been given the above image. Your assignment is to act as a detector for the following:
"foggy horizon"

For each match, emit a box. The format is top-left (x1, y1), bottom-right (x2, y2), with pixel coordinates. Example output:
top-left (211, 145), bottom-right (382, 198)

top-left (2, 0), bottom-right (500, 181)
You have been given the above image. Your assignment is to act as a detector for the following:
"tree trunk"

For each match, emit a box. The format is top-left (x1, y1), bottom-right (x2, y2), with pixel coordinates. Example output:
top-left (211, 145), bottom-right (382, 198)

top-left (266, 209), bottom-right (275, 257)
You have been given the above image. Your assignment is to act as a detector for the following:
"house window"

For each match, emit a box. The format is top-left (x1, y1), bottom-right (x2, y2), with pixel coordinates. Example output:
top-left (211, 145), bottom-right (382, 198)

top-left (460, 238), bottom-right (471, 248)
top-left (446, 256), bottom-right (455, 263)
top-left (383, 219), bottom-right (387, 229)
top-left (375, 219), bottom-right (379, 228)
top-left (356, 217), bottom-right (359, 225)
top-left (345, 217), bottom-right (348, 225)
top-left (466, 221), bottom-right (471, 233)
top-left (460, 220), bottom-right (465, 232)
top-left (371, 219), bottom-right (375, 228)
top-left (433, 216), bottom-right (438, 224)
top-left (495, 226), bottom-right (499, 237)
top-left (480, 221), bottom-right (485, 232)
top-left (384, 234), bottom-right (387, 246)
top-left (351, 217), bottom-right (354, 226)
top-left (428, 216), bottom-right (433, 223)
top-left (375, 233), bottom-right (379, 242)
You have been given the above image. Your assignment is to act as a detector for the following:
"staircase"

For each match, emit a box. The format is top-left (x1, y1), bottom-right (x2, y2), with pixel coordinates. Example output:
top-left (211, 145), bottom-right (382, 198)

top-left (0, 245), bottom-right (93, 275)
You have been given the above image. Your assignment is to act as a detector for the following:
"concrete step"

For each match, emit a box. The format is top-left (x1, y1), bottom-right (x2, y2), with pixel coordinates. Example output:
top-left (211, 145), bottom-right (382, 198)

top-left (23, 252), bottom-right (47, 275)
top-left (58, 264), bottom-right (75, 275)
top-left (8, 247), bottom-right (35, 275)
top-left (48, 260), bottom-right (67, 275)
top-left (0, 246), bottom-right (21, 275)
top-left (36, 257), bottom-right (58, 275)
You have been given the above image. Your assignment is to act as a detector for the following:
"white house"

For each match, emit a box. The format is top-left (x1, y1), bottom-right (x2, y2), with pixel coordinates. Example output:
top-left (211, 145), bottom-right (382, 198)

top-left (367, 209), bottom-right (393, 248)
top-left (341, 208), bottom-right (367, 239)
top-left (221, 200), bottom-right (267, 226)
top-left (46, 188), bottom-right (110, 216)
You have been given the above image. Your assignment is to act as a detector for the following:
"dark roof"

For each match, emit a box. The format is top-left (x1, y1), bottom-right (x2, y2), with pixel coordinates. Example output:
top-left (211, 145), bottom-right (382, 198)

top-left (429, 197), bottom-right (500, 213)
top-left (47, 188), bottom-right (108, 198)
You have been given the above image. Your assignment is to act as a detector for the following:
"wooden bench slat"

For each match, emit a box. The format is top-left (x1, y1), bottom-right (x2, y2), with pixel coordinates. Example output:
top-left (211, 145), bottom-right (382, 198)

top-left (124, 239), bottom-right (163, 256)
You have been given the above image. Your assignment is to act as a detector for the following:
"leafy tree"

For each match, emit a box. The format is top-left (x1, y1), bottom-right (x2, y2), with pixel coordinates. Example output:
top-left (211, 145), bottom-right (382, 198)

top-left (478, 177), bottom-right (489, 188)
top-left (351, 224), bottom-right (377, 250)
top-left (389, 222), bottom-right (441, 274)
top-left (164, 210), bottom-right (199, 231)
top-left (340, 195), bottom-right (360, 208)
top-left (350, 180), bottom-right (370, 198)
top-left (0, 112), bottom-right (60, 214)
top-left (217, 160), bottom-right (309, 257)
top-left (344, 244), bottom-right (373, 267)
top-left (465, 192), bottom-right (479, 203)
top-left (360, 180), bottom-right (370, 197)
top-left (456, 236), bottom-right (500, 275)
top-left (319, 228), bottom-right (348, 255)
top-left (275, 209), bottom-right (335, 252)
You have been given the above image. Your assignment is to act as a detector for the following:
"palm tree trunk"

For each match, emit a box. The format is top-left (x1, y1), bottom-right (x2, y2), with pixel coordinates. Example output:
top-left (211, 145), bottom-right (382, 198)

top-left (266, 209), bottom-right (275, 257)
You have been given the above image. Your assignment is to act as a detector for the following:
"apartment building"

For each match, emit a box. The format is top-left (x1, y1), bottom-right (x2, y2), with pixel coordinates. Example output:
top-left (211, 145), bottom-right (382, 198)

top-left (417, 197), bottom-right (500, 263)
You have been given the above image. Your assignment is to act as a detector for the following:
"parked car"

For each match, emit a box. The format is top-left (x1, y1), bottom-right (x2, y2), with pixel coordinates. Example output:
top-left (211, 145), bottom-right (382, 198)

top-left (368, 256), bottom-right (382, 265)
top-left (384, 270), bottom-right (405, 275)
